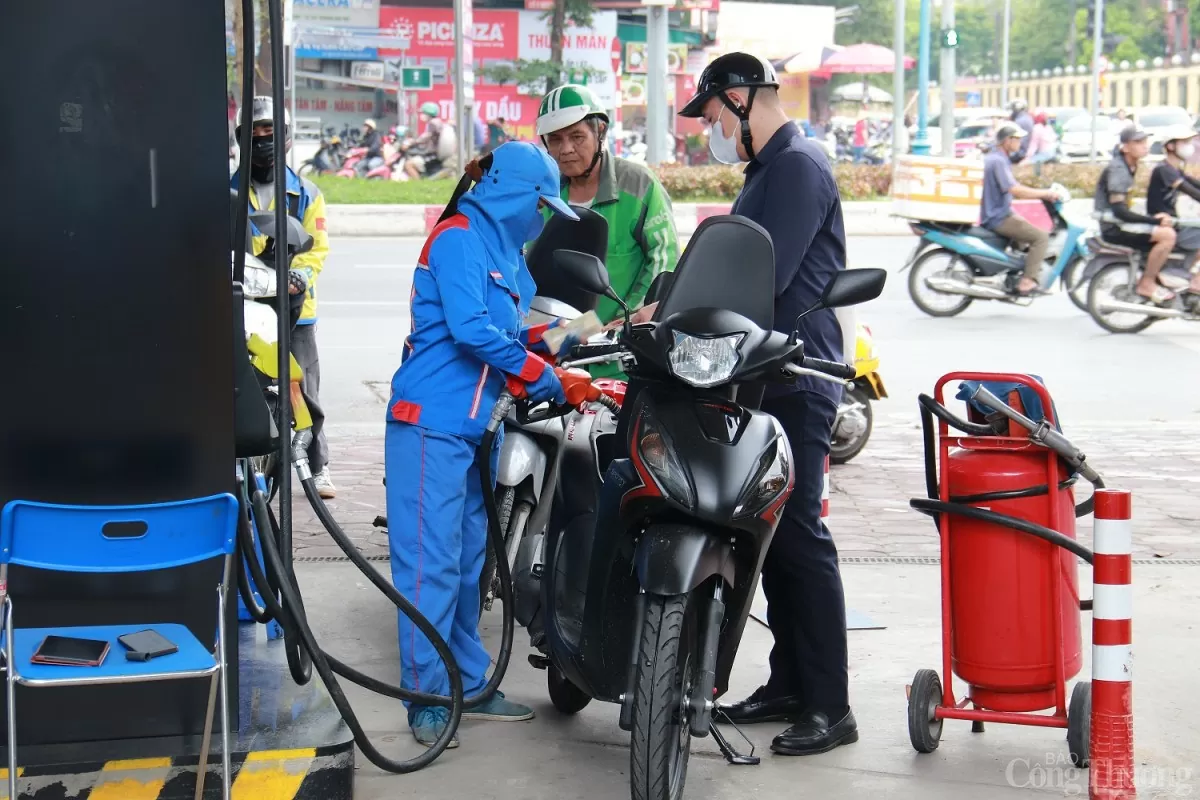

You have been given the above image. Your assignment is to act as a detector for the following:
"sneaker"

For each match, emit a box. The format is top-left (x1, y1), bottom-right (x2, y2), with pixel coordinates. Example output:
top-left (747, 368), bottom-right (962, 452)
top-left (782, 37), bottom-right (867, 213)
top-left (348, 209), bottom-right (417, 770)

top-left (462, 691), bottom-right (535, 722)
top-left (313, 467), bottom-right (336, 499)
top-left (410, 706), bottom-right (459, 749)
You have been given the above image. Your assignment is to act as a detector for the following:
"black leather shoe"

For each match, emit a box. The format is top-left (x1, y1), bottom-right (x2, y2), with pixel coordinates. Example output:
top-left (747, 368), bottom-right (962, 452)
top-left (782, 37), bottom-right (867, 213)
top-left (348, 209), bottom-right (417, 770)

top-left (770, 709), bottom-right (859, 756)
top-left (715, 685), bottom-right (804, 725)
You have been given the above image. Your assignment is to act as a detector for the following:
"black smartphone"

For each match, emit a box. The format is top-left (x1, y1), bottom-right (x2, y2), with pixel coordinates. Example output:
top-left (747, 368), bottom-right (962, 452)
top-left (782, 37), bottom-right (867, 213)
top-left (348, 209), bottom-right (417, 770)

top-left (117, 629), bottom-right (179, 661)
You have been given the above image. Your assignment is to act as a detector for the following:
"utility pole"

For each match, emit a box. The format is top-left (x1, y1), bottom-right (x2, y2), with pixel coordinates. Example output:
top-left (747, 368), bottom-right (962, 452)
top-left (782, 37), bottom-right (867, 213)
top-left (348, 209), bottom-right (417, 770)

top-left (940, 0), bottom-right (956, 157)
top-left (911, 0), bottom-right (933, 155)
top-left (1090, 0), bottom-right (1104, 164)
top-left (892, 0), bottom-right (907, 160)
top-left (645, 1), bottom-right (670, 165)
top-left (454, 0), bottom-right (474, 175)
top-left (1001, 0), bottom-right (1011, 106)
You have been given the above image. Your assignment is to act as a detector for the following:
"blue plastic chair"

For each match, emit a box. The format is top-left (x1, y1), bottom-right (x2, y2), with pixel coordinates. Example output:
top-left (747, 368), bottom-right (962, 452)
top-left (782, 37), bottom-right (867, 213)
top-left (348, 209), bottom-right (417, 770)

top-left (0, 493), bottom-right (238, 800)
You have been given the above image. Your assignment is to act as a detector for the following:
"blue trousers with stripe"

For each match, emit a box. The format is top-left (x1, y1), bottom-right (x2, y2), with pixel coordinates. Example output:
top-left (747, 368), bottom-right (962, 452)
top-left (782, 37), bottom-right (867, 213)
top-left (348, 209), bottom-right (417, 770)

top-left (385, 421), bottom-right (499, 719)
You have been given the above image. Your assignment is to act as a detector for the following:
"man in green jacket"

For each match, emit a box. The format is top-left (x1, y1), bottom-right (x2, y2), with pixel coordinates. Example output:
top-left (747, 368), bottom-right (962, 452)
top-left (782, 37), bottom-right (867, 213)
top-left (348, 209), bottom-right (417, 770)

top-left (535, 85), bottom-right (680, 377)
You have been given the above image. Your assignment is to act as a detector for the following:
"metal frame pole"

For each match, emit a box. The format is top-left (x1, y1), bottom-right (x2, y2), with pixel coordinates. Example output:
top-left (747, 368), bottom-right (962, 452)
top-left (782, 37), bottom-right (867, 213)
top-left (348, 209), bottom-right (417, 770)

top-left (893, 0), bottom-right (907, 160)
top-left (1090, 0), bottom-right (1105, 164)
top-left (1001, 0), bottom-right (1011, 106)
top-left (911, 0), bottom-right (933, 155)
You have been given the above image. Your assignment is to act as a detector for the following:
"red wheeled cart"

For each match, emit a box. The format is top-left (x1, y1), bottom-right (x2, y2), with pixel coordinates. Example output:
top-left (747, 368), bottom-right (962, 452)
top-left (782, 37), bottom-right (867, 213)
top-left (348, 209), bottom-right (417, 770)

top-left (907, 372), bottom-right (1104, 766)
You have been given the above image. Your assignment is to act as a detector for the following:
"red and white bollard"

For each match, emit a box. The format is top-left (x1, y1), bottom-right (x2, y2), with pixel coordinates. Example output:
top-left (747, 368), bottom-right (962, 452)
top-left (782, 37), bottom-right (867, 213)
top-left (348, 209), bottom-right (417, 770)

top-left (1090, 489), bottom-right (1136, 800)
top-left (821, 455), bottom-right (830, 520)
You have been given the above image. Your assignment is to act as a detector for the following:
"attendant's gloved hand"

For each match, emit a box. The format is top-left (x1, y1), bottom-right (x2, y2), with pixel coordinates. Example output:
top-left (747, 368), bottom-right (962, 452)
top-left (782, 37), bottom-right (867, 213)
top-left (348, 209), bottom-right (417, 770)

top-left (526, 363), bottom-right (566, 405)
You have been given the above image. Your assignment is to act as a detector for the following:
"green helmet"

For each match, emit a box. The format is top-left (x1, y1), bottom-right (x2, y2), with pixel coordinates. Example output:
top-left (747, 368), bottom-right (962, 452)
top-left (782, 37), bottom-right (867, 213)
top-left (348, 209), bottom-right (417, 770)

top-left (420, 101), bottom-right (440, 117)
top-left (536, 85), bottom-right (609, 136)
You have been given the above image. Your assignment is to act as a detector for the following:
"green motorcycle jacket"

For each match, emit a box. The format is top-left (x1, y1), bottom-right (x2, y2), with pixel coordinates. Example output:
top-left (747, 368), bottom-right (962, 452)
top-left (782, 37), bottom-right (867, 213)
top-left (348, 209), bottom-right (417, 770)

top-left (546, 151), bottom-right (680, 378)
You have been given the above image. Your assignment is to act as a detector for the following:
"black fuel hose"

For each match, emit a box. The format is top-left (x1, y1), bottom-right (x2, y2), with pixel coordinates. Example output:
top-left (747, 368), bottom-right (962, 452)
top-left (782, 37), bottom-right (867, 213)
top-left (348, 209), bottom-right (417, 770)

top-left (236, 466), bottom-right (464, 771)
top-left (230, 416), bottom-right (517, 772)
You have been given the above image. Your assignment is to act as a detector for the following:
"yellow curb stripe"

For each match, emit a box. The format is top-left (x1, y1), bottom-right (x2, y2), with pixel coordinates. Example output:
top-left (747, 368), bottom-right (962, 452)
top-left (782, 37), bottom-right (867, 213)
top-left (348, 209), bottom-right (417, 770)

top-left (0, 769), bottom-right (24, 800)
top-left (90, 758), bottom-right (173, 800)
top-left (232, 748), bottom-right (317, 800)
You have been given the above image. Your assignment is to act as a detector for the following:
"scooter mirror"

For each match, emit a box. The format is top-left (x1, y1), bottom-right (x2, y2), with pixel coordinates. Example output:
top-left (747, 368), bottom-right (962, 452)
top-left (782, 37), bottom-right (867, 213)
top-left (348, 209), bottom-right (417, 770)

top-left (818, 267), bottom-right (887, 310)
top-left (554, 249), bottom-right (616, 300)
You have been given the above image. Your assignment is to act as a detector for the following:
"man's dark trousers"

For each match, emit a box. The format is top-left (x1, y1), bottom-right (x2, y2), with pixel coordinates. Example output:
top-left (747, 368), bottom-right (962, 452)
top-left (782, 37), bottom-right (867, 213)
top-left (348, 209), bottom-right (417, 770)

top-left (290, 323), bottom-right (329, 474)
top-left (758, 389), bottom-right (848, 717)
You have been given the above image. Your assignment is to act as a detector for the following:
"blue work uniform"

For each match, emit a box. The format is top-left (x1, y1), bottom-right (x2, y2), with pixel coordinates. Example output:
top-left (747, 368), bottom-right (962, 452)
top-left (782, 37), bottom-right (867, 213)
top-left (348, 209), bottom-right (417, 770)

top-left (384, 143), bottom-right (575, 716)
top-left (729, 120), bottom-right (852, 719)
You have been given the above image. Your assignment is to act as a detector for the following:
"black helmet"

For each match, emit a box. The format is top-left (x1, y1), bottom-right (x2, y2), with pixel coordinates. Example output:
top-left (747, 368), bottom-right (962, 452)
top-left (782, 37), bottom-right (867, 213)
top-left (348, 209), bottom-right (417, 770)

top-left (679, 52), bottom-right (779, 118)
top-left (679, 52), bottom-right (779, 159)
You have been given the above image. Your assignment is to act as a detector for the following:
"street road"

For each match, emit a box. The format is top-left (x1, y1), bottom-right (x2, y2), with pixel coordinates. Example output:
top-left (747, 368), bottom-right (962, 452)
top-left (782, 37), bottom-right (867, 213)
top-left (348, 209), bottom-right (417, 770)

top-left (294, 233), bottom-right (1200, 563)
top-left (314, 234), bottom-right (1200, 430)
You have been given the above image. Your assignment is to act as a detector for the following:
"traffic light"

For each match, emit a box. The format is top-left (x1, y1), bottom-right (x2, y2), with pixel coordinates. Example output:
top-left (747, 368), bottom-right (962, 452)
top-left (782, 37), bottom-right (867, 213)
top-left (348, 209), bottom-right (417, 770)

top-left (942, 27), bottom-right (959, 48)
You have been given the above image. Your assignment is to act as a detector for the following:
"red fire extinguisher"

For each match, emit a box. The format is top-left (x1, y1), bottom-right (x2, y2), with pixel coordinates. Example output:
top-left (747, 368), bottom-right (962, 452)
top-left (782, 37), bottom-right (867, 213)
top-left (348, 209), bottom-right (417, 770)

top-left (906, 372), bottom-right (1105, 765)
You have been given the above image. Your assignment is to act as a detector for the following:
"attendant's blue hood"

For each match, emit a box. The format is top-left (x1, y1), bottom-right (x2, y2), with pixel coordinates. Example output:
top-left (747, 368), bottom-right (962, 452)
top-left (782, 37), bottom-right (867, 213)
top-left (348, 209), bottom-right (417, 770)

top-left (458, 142), bottom-right (578, 266)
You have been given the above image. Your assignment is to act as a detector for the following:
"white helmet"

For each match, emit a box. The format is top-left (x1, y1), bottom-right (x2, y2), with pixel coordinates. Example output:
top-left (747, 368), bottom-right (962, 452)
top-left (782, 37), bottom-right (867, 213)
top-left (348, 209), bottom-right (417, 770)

top-left (236, 96), bottom-right (291, 140)
top-left (1161, 124), bottom-right (1197, 147)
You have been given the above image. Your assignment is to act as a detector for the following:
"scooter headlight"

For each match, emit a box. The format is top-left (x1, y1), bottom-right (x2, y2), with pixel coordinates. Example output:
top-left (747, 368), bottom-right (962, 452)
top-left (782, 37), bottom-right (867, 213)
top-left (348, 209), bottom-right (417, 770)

top-left (734, 420), bottom-right (793, 519)
top-left (667, 331), bottom-right (743, 388)
top-left (239, 253), bottom-right (277, 299)
top-left (636, 411), bottom-right (695, 508)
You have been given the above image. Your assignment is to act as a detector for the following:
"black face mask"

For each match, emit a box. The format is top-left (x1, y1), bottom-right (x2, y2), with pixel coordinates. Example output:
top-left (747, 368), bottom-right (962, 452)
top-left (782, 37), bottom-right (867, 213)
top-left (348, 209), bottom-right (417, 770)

top-left (250, 135), bottom-right (276, 183)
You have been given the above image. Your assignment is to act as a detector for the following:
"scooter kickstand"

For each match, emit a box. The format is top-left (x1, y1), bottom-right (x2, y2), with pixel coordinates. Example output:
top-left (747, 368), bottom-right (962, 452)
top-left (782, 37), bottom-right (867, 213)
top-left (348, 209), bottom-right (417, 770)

top-left (709, 711), bottom-right (761, 766)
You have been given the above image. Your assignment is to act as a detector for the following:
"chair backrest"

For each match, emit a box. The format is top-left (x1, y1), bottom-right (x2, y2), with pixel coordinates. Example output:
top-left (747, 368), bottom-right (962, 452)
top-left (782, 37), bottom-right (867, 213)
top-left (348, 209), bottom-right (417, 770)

top-left (652, 215), bottom-right (775, 329)
top-left (525, 204), bottom-right (609, 314)
top-left (0, 493), bottom-right (238, 573)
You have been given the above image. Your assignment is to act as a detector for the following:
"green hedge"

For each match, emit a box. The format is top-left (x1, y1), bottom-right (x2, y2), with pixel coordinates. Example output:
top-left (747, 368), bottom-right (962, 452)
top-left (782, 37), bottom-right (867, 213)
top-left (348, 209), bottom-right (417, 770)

top-left (311, 162), bottom-right (1127, 205)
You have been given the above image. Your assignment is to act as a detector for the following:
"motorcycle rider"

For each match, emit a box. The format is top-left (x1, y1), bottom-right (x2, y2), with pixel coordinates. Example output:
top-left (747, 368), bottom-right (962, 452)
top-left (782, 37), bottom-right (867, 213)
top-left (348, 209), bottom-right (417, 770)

top-left (1009, 98), bottom-right (1035, 162)
top-left (362, 118), bottom-right (385, 171)
top-left (534, 84), bottom-right (679, 377)
top-left (404, 102), bottom-right (459, 181)
top-left (1146, 125), bottom-right (1200, 303)
top-left (1094, 125), bottom-right (1179, 305)
top-left (662, 51), bottom-right (857, 757)
top-left (232, 97), bottom-right (337, 498)
top-left (981, 123), bottom-right (1059, 297)
top-left (385, 142), bottom-right (578, 748)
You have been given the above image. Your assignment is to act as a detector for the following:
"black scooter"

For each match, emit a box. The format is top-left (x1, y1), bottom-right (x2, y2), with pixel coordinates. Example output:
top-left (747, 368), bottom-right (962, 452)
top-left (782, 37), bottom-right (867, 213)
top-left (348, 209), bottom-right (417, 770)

top-left (496, 215), bottom-right (886, 800)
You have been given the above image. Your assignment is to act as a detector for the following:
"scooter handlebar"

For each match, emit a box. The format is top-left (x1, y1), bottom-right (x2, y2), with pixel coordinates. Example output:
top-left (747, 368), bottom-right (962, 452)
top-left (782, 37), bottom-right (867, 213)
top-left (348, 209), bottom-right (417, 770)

top-left (800, 357), bottom-right (857, 381)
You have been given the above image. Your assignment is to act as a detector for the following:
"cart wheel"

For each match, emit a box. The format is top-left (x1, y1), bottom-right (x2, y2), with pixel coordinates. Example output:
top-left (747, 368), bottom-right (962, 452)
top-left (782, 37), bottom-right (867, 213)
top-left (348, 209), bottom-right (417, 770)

top-left (971, 720), bottom-right (985, 734)
top-left (1068, 681), bottom-right (1091, 768)
top-left (908, 669), bottom-right (944, 753)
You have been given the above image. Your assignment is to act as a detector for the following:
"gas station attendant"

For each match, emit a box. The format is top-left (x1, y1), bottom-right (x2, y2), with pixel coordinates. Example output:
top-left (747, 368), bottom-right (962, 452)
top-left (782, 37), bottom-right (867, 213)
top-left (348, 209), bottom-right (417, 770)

top-left (384, 142), bottom-right (578, 748)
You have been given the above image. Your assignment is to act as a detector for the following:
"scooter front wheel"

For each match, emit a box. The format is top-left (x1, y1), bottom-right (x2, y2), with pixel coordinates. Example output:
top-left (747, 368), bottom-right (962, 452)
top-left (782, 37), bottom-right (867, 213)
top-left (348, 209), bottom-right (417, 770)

top-left (630, 593), bottom-right (699, 800)
top-left (907, 249), bottom-right (974, 318)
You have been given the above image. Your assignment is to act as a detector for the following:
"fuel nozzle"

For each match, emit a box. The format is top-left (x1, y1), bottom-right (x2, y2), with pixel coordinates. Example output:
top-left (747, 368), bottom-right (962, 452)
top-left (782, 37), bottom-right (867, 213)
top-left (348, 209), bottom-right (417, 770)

top-left (970, 385), bottom-right (1102, 484)
top-left (292, 429), bottom-right (315, 481)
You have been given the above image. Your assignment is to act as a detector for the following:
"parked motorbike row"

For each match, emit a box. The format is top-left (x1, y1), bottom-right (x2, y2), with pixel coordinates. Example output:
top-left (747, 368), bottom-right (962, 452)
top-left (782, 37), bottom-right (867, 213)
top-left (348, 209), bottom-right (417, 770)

top-left (374, 207), bottom-right (886, 800)
top-left (901, 184), bottom-right (1200, 333)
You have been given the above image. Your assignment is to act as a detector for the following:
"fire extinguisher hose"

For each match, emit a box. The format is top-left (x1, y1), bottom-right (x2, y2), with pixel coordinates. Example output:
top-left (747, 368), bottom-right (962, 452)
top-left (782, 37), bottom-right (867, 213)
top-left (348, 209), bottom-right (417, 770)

top-left (914, 395), bottom-right (1100, 611)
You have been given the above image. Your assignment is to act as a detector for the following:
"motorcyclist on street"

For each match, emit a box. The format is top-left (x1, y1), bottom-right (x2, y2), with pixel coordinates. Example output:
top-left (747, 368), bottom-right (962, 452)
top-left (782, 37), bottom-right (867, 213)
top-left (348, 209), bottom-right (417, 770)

top-left (1094, 125), bottom-right (1180, 305)
top-left (1009, 98), bottom-right (1035, 162)
top-left (384, 141), bottom-right (580, 748)
top-left (1147, 124), bottom-right (1200, 303)
top-left (231, 96), bottom-right (338, 497)
top-left (362, 118), bottom-right (385, 171)
top-left (533, 84), bottom-right (680, 378)
top-left (404, 102), bottom-right (459, 181)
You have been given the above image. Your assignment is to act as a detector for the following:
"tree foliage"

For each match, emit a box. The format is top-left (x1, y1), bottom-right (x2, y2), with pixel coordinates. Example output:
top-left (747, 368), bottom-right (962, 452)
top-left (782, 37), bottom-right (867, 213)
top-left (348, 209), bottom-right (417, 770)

top-left (780, 0), bottom-right (1171, 91)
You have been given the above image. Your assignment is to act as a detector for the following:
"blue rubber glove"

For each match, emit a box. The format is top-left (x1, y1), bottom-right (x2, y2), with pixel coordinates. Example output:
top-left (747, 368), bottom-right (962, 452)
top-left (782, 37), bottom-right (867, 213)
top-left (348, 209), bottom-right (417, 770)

top-left (526, 364), bottom-right (566, 405)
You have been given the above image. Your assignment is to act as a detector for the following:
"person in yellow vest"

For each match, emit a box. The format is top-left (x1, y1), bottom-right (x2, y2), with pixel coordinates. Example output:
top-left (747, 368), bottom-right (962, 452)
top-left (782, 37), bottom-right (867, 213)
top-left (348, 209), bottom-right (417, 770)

top-left (232, 97), bottom-right (336, 497)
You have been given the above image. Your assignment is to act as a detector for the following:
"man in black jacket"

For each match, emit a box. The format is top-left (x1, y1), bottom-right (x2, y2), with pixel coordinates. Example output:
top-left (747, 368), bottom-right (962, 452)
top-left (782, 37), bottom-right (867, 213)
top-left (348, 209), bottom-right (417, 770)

top-left (674, 52), bottom-right (858, 758)
top-left (1095, 126), bottom-right (1178, 305)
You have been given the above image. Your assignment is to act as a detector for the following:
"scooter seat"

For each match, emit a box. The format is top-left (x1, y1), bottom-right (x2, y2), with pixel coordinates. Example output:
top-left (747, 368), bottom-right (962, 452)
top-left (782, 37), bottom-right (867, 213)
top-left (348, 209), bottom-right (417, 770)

top-left (964, 226), bottom-right (1011, 250)
top-left (1090, 237), bottom-right (1137, 256)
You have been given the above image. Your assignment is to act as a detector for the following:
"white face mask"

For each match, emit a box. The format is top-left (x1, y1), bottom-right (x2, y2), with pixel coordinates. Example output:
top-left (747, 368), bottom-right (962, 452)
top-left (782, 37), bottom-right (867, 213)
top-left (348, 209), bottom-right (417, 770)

top-left (1176, 142), bottom-right (1195, 160)
top-left (708, 107), bottom-right (743, 165)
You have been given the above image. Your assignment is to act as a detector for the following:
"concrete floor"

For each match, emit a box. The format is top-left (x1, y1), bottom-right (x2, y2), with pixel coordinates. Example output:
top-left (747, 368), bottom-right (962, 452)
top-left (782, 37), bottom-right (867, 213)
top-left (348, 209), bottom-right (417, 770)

top-left (286, 560), bottom-right (1199, 799)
